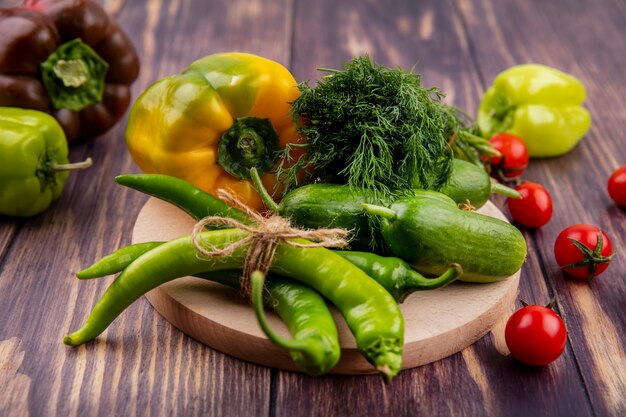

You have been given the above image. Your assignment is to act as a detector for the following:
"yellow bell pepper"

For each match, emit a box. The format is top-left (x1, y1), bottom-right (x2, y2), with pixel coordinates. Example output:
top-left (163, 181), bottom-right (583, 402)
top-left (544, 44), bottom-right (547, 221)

top-left (125, 52), bottom-right (304, 210)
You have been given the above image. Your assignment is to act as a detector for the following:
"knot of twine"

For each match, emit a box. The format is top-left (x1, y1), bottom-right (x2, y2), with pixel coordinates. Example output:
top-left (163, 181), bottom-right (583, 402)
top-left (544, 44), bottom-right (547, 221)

top-left (191, 189), bottom-right (350, 301)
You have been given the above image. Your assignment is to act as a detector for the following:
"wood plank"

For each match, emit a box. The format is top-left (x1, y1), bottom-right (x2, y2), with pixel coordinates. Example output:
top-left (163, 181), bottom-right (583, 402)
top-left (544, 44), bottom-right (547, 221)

top-left (457, 0), bottom-right (626, 415)
top-left (0, 0), bottom-right (294, 415)
top-left (0, 221), bottom-right (19, 264)
top-left (282, 0), bottom-right (596, 416)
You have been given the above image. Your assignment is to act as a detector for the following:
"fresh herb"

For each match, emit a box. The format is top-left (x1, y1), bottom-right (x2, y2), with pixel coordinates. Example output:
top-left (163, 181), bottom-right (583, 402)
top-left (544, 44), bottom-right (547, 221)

top-left (280, 55), bottom-right (494, 200)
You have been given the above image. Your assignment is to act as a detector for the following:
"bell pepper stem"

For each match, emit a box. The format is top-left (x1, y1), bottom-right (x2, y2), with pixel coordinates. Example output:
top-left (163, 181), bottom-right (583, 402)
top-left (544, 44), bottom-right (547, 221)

top-left (218, 117), bottom-right (281, 180)
top-left (51, 157), bottom-right (93, 172)
top-left (53, 59), bottom-right (90, 88)
top-left (40, 39), bottom-right (109, 111)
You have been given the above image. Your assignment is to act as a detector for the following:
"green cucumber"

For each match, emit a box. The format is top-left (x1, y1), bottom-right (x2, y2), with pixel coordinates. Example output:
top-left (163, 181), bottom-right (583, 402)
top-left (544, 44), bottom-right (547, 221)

top-left (278, 160), bottom-right (518, 241)
top-left (439, 159), bottom-right (519, 209)
top-left (363, 191), bottom-right (527, 282)
top-left (278, 184), bottom-right (375, 249)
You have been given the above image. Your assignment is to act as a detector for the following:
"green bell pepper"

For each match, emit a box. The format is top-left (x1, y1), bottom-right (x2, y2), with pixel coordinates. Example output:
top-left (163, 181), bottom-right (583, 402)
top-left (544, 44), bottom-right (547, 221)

top-left (0, 107), bottom-right (92, 217)
top-left (477, 64), bottom-right (591, 157)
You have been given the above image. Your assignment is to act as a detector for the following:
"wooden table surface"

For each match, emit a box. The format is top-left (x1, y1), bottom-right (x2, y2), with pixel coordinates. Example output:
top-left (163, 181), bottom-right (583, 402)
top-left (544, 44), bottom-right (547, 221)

top-left (1, 0), bottom-right (625, 416)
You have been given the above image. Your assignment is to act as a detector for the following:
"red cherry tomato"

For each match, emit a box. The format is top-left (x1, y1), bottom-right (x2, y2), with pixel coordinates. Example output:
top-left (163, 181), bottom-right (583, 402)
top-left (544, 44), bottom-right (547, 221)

top-left (608, 166), bottom-right (626, 206)
top-left (554, 224), bottom-right (613, 280)
top-left (488, 133), bottom-right (530, 180)
top-left (507, 182), bottom-right (553, 228)
top-left (505, 302), bottom-right (567, 366)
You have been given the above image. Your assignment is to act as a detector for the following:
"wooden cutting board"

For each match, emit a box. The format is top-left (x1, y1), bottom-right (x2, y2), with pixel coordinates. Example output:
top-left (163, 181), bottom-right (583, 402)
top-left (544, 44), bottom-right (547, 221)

top-left (132, 197), bottom-right (521, 375)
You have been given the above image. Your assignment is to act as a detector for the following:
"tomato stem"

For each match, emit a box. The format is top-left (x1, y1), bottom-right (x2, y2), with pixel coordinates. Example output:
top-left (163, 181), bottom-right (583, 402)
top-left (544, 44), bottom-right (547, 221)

top-left (560, 230), bottom-right (613, 281)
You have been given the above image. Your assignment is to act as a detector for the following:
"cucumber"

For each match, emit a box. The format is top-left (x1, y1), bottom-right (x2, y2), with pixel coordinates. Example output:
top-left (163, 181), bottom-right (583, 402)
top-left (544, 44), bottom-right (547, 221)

top-left (363, 191), bottom-right (527, 282)
top-left (440, 159), bottom-right (492, 208)
top-left (277, 164), bottom-right (510, 248)
top-left (279, 184), bottom-right (374, 249)
top-left (279, 160), bottom-right (518, 237)
top-left (438, 159), bottom-right (519, 209)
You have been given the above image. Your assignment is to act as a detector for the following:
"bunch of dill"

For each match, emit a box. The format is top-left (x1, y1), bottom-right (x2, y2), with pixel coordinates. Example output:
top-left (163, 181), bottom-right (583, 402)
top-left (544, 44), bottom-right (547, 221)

top-left (280, 55), bottom-right (464, 200)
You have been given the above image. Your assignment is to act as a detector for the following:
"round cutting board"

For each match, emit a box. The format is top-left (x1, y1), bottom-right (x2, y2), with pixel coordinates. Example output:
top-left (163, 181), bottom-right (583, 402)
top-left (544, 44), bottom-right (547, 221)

top-left (132, 197), bottom-right (521, 374)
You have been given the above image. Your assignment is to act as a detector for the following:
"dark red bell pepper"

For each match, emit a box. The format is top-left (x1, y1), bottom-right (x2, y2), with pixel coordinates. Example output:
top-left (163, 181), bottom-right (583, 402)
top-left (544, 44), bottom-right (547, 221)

top-left (0, 0), bottom-right (140, 142)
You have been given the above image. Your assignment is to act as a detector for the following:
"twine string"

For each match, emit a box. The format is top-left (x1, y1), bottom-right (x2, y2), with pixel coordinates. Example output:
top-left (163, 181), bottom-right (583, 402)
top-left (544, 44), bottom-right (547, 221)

top-left (191, 189), bottom-right (349, 301)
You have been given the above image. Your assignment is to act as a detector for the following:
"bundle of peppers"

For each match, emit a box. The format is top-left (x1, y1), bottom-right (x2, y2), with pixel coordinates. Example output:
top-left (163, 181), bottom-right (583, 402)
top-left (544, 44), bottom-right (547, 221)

top-left (0, 0), bottom-right (140, 142)
top-left (65, 53), bottom-right (529, 381)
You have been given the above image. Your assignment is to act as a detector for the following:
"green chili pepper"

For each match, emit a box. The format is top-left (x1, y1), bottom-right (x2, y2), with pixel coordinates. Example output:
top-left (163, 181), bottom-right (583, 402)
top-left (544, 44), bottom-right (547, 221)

top-left (65, 229), bottom-right (249, 346)
top-left (76, 242), bottom-right (163, 279)
top-left (112, 173), bottom-right (341, 375)
top-left (335, 252), bottom-right (462, 303)
top-left (477, 64), bottom-right (591, 157)
top-left (249, 271), bottom-right (340, 376)
top-left (77, 242), bottom-right (462, 304)
top-left (66, 228), bottom-right (405, 379)
top-left (0, 107), bottom-right (92, 217)
top-left (78, 253), bottom-right (340, 376)
top-left (115, 174), bottom-right (251, 225)
top-left (198, 269), bottom-right (340, 376)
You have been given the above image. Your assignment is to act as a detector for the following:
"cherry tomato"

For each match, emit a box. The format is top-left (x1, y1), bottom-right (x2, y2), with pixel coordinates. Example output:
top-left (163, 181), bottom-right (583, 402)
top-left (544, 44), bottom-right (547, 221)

top-left (507, 182), bottom-right (553, 228)
top-left (608, 166), bottom-right (626, 206)
top-left (554, 224), bottom-right (613, 280)
top-left (488, 133), bottom-right (530, 180)
top-left (505, 302), bottom-right (567, 366)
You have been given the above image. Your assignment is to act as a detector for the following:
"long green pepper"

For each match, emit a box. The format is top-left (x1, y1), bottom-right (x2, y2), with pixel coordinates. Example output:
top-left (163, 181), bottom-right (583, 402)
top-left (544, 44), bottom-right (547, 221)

top-left (78, 246), bottom-right (341, 376)
top-left (249, 271), bottom-right (340, 376)
top-left (202, 269), bottom-right (341, 376)
top-left (80, 242), bottom-right (462, 303)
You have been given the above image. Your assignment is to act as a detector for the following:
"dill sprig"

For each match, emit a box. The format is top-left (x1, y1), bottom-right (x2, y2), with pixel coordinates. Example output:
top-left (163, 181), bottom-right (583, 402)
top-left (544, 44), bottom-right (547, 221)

top-left (280, 55), bottom-right (461, 200)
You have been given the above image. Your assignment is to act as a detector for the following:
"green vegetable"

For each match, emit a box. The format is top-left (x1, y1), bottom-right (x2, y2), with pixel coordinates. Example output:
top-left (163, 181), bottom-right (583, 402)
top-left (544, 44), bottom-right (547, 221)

top-left (40, 39), bottom-right (109, 112)
top-left (78, 241), bottom-right (462, 304)
top-left (0, 107), bottom-right (92, 217)
top-left (76, 242), bottom-right (163, 279)
top-left (250, 271), bottom-right (340, 376)
top-left (76, 245), bottom-right (340, 376)
top-left (280, 55), bottom-right (495, 200)
top-left (67, 229), bottom-right (405, 379)
top-left (278, 183), bottom-right (375, 249)
top-left (363, 191), bottom-right (527, 282)
top-left (335, 252), bottom-right (462, 302)
top-left (114, 173), bottom-right (251, 225)
top-left (439, 159), bottom-right (520, 209)
top-left (275, 165), bottom-right (518, 249)
top-left (477, 64), bottom-right (591, 157)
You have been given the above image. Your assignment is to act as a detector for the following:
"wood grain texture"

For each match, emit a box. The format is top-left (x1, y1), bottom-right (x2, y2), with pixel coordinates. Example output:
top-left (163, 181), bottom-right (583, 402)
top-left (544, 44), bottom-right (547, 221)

top-left (0, 0), bottom-right (624, 416)
top-left (0, 220), bottom-right (19, 264)
top-left (457, 0), bottom-right (626, 415)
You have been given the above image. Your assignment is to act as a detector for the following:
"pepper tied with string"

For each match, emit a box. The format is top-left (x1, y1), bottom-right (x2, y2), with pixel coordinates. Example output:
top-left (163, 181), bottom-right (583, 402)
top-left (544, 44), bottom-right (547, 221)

top-left (191, 189), bottom-right (350, 300)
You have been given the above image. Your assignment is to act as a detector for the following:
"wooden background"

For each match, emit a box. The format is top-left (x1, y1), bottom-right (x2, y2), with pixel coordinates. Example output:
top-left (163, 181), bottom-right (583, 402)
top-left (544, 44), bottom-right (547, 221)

top-left (1, 0), bottom-right (625, 416)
